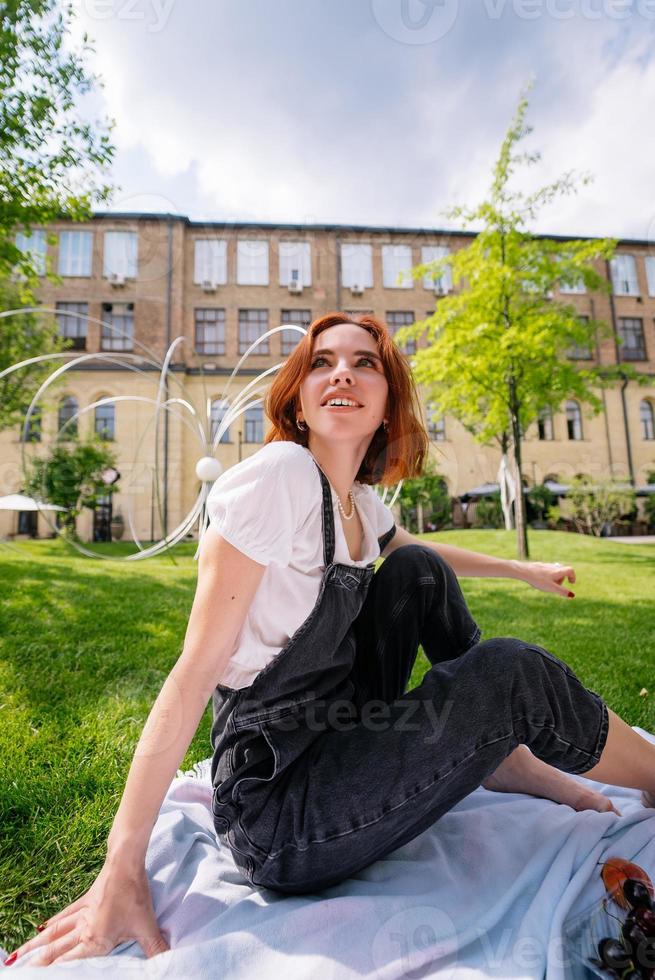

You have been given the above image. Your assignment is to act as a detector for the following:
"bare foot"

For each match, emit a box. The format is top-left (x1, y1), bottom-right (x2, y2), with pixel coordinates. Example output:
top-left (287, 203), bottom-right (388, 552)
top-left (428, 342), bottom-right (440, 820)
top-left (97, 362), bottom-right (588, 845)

top-left (482, 746), bottom-right (622, 816)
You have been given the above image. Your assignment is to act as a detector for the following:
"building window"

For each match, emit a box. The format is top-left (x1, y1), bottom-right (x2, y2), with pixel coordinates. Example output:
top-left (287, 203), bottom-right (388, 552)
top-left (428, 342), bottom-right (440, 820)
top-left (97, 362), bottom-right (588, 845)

top-left (238, 309), bottom-right (269, 355)
top-left (18, 510), bottom-right (38, 536)
top-left (558, 255), bottom-right (586, 294)
top-left (20, 407), bottom-right (42, 443)
top-left (210, 399), bottom-right (231, 443)
top-left (426, 402), bottom-right (445, 441)
top-left (236, 239), bottom-right (269, 285)
top-left (194, 239), bottom-right (227, 286)
top-left (610, 254), bottom-right (639, 296)
top-left (58, 230), bottom-right (93, 277)
top-left (101, 302), bottom-right (134, 351)
top-left (340, 243), bottom-right (373, 290)
top-left (15, 229), bottom-right (47, 276)
top-left (56, 302), bottom-right (88, 351)
top-left (567, 315), bottom-right (593, 359)
top-left (421, 245), bottom-right (452, 293)
top-left (537, 407), bottom-right (554, 441)
top-left (645, 256), bottom-right (655, 298)
top-left (195, 309), bottom-right (225, 355)
top-left (278, 241), bottom-right (311, 288)
top-left (243, 405), bottom-right (264, 443)
top-left (617, 317), bottom-right (647, 361)
top-left (641, 400), bottom-right (655, 441)
top-left (280, 309), bottom-right (311, 354)
top-left (382, 244), bottom-right (413, 289)
top-left (95, 402), bottom-right (115, 440)
top-left (559, 277), bottom-right (586, 294)
top-left (57, 396), bottom-right (79, 439)
top-left (103, 230), bottom-right (138, 280)
top-left (386, 311), bottom-right (416, 355)
top-left (565, 400), bottom-right (582, 440)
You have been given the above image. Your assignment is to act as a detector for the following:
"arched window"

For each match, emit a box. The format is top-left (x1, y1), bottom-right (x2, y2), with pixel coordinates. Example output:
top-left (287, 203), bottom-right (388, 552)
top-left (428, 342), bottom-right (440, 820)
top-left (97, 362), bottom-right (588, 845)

top-left (640, 400), bottom-right (655, 441)
top-left (244, 405), bottom-right (263, 443)
top-left (565, 400), bottom-right (582, 441)
top-left (426, 402), bottom-right (445, 441)
top-left (57, 396), bottom-right (79, 439)
top-left (210, 399), bottom-right (231, 443)
top-left (95, 401), bottom-right (115, 441)
top-left (537, 407), bottom-right (554, 441)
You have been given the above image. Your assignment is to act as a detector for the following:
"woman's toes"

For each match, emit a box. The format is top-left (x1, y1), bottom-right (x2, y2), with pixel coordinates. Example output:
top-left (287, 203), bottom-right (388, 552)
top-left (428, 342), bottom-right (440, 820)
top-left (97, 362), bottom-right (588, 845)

top-left (569, 785), bottom-right (621, 815)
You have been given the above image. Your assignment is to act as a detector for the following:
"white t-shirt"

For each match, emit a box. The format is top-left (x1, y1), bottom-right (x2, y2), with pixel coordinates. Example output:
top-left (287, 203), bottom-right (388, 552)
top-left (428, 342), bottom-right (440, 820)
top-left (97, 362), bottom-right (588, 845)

top-left (204, 440), bottom-right (396, 690)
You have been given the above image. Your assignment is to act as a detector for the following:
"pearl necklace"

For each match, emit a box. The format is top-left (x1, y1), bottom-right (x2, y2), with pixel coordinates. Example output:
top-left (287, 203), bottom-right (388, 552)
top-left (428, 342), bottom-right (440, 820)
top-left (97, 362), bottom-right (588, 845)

top-left (337, 490), bottom-right (357, 521)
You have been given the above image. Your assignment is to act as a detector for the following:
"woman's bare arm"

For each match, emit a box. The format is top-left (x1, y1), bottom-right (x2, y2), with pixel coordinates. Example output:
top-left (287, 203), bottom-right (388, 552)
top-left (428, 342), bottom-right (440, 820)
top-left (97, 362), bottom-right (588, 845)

top-left (7, 530), bottom-right (268, 966)
top-left (105, 529), bottom-right (267, 867)
top-left (382, 524), bottom-right (576, 597)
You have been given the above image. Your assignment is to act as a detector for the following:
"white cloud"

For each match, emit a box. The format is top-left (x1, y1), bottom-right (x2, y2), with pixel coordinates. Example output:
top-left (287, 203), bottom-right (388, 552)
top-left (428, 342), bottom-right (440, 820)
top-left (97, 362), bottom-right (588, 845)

top-left (66, 1), bottom-right (655, 238)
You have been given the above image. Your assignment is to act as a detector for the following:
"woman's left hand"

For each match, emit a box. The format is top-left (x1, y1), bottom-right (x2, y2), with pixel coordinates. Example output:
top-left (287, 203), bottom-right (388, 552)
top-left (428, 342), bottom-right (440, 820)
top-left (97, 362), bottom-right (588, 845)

top-left (517, 561), bottom-right (576, 598)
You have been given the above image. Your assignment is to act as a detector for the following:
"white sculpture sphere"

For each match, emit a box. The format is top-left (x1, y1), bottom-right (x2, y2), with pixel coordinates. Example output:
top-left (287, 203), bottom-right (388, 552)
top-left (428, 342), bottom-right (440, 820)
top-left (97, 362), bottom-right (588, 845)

top-left (195, 456), bottom-right (223, 482)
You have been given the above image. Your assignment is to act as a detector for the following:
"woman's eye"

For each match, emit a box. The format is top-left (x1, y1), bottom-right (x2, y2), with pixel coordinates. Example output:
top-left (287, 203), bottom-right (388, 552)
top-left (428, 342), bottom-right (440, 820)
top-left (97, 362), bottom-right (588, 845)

top-left (310, 356), bottom-right (376, 368)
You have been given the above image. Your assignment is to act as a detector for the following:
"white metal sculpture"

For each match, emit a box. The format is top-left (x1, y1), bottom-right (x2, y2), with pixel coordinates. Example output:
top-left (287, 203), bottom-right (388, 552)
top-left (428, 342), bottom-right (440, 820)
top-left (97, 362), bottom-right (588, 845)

top-left (0, 308), bottom-right (402, 560)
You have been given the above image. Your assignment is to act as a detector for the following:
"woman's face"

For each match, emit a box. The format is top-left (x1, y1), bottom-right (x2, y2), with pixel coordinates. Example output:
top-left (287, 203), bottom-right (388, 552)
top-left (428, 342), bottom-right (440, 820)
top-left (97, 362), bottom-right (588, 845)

top-left (297, 322), bottom-right (389, 446)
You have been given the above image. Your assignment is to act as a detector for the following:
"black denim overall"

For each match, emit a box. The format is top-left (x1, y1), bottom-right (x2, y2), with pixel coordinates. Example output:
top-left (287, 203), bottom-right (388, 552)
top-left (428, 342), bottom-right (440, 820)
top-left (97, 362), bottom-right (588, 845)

top-left (210, 459), bottom-right (610, 895)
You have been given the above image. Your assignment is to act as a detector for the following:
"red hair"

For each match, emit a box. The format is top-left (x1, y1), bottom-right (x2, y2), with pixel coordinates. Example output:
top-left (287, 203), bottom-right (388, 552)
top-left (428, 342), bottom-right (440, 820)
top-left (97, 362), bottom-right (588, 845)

top-left (263, 312), bottom-right (430, 486)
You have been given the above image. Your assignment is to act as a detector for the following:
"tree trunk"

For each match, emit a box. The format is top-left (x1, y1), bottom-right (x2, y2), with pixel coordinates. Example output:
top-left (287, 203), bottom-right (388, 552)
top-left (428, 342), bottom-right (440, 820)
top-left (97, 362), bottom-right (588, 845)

top-left (508, 392), bottom-right (529, 560)
top-left (417, 499), bottom-right (424, 534)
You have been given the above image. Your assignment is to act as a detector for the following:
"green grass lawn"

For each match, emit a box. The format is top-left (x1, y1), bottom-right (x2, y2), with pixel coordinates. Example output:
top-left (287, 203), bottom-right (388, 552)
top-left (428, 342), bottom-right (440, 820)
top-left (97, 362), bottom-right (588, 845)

top-left (1, 530), bottom-right (653, 948)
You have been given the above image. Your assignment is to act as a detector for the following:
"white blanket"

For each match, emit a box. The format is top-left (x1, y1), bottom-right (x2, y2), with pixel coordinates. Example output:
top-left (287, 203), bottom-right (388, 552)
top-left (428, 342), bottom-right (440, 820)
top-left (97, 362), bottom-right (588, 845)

top-left (4, 728), bottom-right (655, 979)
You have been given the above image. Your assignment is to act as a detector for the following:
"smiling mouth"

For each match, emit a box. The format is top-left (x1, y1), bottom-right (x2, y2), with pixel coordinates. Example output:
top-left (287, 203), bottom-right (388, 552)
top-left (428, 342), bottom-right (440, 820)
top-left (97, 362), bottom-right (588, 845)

top-left (323, 405), bottom-right (361, 411)
top-left (320, 398), bottom-right (363, 408)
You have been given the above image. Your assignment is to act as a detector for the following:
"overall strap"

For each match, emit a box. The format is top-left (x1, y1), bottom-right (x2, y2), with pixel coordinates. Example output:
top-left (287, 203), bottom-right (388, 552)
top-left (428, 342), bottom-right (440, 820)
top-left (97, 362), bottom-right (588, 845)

top-left (313, 462), bottom-right (336, 567)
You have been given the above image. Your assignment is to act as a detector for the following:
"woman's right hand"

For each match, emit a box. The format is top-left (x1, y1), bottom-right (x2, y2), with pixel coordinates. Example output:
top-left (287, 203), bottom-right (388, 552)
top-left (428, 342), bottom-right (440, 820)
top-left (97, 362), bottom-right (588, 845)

top-left (4, 860), bottom-right (170, 968)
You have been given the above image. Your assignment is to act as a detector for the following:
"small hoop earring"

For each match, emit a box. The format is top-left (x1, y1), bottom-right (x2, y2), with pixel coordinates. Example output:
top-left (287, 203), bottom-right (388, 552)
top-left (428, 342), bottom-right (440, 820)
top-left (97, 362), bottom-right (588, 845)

top-left (382, 419), bottom-right (389, 432)
top-left (296, 417), bottom-right (308, 431)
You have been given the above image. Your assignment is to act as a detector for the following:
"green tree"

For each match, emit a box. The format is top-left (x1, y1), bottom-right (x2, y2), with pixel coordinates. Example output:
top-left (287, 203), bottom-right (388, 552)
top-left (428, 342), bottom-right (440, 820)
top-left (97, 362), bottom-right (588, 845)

top-left (472, 495), bottom-right (504, 530)
top-left (565, 475), bottom-right (636, 537)
top-left (398, 456), bottom-right (451, 532)
top-left (24, 438), bottom-right (119, 537)
top-left (394, 83), bottom-right (648, 560)
top-left (1, 0), bottom-right (115, 288)
top-left (0, 278), bottom-right (71, 431)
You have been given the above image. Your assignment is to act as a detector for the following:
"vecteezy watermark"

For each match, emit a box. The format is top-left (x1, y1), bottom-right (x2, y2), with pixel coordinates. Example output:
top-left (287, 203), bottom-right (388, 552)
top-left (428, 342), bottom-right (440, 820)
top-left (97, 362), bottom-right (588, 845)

top-left (481, 0), bottom-right (655, 19)
top-left (371, 905), bottom-right (459, 978)
top-left (80, 0), bottom-right (176, 33)
top-left (371, 0), bottom-right (460, 44)
top-left (371, 0), bottom-right (655, 44)
top-left (236, 694), bottom-right (455, 744)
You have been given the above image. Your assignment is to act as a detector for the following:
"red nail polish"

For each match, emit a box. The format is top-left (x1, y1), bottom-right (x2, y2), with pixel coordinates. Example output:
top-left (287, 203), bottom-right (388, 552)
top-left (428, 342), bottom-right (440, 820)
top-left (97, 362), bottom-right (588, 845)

top-left (568, 591), bottom-right (575, 598)
top-left (4, 952), bottom-right (17, 965)
top-left (36, 923), bottom-right (47, 932)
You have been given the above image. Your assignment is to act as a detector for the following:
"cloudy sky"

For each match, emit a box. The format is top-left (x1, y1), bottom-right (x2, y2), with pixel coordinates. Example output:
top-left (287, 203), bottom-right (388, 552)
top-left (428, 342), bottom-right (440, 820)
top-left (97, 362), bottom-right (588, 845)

top-left (70, 0), bottom-right (655, 240)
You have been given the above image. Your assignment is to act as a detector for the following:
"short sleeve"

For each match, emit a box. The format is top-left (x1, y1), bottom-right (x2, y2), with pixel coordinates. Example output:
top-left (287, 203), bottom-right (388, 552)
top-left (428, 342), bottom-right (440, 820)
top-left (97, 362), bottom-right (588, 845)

top-left (367, 485), bottom-right (396, 536)
top-left (206, 443), bottom-right (305, 567)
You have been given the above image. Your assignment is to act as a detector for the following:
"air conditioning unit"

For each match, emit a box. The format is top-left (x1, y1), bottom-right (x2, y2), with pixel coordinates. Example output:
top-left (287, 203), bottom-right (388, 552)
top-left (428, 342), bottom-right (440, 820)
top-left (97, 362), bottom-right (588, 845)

top-left (109, 273), bottom-right (126, 287)
top-left (350, 282), bottom-right (364, 296)
top-left (202, 280), bottom-right (218, 293)
top-left (288, 270), bottom-right (302, 293)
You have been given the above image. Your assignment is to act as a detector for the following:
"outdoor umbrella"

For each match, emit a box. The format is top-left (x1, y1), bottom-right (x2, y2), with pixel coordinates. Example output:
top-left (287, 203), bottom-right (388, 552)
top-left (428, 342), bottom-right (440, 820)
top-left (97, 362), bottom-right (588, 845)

top-left (0, 493), bottom-right (66, 512)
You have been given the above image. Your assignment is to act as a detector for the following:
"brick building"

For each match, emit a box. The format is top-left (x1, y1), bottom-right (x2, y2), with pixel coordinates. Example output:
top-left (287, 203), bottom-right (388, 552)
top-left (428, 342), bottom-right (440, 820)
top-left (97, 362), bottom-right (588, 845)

top-left (1, 212), bottom-right (654, 541)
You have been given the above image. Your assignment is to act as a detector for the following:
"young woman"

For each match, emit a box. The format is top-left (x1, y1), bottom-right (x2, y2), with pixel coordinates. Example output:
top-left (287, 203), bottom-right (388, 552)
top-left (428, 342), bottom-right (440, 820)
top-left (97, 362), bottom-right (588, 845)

top-left (7, 312), bottom-right (655, 968)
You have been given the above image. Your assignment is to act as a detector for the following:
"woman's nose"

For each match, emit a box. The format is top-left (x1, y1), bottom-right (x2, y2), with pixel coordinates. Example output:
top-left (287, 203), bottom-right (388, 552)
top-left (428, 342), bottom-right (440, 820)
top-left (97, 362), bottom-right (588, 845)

top-left (330, 365), bottom-right (354, 384)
